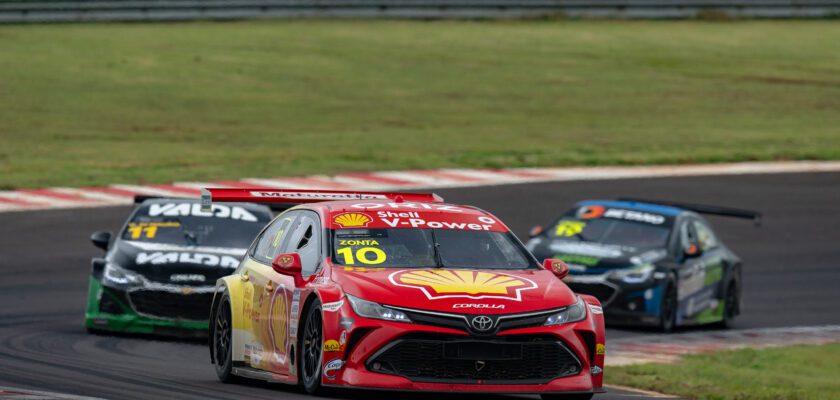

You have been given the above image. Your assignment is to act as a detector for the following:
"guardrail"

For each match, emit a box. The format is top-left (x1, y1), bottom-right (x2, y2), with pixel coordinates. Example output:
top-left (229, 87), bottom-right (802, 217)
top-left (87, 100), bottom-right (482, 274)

top-left (1, 0), bottom-right (839, 22)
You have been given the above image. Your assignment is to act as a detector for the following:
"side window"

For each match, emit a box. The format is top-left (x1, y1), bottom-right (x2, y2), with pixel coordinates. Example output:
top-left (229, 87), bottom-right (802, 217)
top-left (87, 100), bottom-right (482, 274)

top-left (252, 211), bottom-right (301, 264)
top-left (285, 212), bottom-right (322, 277)
top-left (692, 220), bottom-right (718, 251)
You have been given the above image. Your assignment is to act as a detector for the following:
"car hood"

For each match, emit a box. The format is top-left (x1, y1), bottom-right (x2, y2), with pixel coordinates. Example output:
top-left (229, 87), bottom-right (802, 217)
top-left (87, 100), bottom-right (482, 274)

top-left (108, 240), bottom-right (247, 285)
top-left (332, 267), bottom-right (576, 315)
top-left (527, 237), bottom-right (667, 275)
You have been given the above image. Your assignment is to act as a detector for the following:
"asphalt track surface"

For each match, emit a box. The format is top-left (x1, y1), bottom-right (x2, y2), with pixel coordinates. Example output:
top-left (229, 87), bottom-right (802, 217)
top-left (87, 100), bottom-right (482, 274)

top-left (1, 172), bottom-right (838, 400)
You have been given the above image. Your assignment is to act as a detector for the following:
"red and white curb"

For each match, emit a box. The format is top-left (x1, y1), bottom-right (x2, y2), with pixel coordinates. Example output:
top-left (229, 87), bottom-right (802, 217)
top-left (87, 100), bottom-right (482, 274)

top-left (1, 161), bottom-right (839, 213)
top-left (606, 325), bottom-right (840, 366)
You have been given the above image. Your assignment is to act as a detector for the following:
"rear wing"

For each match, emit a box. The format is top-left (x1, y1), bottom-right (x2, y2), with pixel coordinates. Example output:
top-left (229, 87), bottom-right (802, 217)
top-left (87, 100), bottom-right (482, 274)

top-left (201, 188), bottom-right (444, 212)
top-left (617, 197), bottom-right (762, 227)
top-left (133, 195), bottom-right (189, 204)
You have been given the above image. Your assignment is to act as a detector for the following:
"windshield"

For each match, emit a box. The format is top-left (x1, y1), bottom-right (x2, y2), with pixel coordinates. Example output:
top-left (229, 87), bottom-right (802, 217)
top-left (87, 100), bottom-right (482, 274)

top-left (121, 202), bottom-right (272, 248)
top-left (332, 228), bottom-right (538, 269)
top-left (550, 218), bottom-right (671, 248)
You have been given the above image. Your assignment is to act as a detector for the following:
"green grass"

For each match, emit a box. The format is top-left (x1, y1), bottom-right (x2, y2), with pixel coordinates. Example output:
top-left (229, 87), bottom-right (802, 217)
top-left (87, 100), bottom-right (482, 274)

top-left (1, 20), bottom-right (839, 189)
top-left (608, 344), bottom-right (840, 400)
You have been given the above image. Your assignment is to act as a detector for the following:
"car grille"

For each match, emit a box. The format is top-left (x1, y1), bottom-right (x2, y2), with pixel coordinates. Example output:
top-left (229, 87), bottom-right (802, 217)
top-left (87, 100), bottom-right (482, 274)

top-left (567, 282), bottom-right (617, 306)
top-left (394, 307), bottom-right (559, 335)
top-left (367, 335), bottom-right (581, 384)
top-left (128, 289), bottom-right (214, 321)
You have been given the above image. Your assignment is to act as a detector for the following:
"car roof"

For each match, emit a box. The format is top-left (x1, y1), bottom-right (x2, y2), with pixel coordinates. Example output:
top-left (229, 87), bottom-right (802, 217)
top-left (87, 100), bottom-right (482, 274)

top-left (576, 199), bottom-right (683, 217)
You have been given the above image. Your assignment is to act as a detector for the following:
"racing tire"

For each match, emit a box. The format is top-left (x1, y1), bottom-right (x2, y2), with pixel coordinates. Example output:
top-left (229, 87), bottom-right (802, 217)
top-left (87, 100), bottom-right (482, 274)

top-left (300, 299), bottom-right (325, 395)
top-left (212, 293), bottom-right (239, 383)
top-left (540, 394), bottom-right (594, 400)
top-left (718, 280), bottom-right (739, 329)
top-left (659, 281), bottom-right (678, 333)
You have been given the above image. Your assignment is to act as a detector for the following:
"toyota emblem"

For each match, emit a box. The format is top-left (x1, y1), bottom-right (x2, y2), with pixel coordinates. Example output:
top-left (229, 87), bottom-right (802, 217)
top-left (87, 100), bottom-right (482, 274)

top-left (470, 315), bottom-right (494, 332)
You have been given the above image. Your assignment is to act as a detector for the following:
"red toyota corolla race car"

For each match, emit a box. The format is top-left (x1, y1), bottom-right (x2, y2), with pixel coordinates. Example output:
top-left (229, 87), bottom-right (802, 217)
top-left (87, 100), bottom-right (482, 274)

top-left (205, 189), bottom-right (605, 400)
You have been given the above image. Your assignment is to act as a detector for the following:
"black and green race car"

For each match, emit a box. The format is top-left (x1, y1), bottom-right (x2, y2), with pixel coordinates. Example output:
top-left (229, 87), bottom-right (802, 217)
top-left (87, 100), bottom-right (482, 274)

top-left (526, 198), bottom-right (760, 332)
top-left (85, 197), bottom-right (272, 336)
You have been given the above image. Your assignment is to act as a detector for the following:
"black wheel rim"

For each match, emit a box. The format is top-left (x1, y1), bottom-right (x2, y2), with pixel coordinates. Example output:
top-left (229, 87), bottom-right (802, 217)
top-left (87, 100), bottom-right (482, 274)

top-left (215, 301), bottom-right (231, 367)
top-left (302, 307), bottom-right (322, 385)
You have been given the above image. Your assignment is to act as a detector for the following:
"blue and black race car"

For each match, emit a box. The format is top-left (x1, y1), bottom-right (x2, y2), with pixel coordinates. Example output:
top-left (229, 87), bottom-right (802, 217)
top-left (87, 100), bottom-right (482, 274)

top-left (526, 199), bottom-right (760, 332)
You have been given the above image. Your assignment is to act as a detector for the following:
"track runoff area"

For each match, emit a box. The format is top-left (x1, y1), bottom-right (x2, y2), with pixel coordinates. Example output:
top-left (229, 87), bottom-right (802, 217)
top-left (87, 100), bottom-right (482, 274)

top-left (0, 162), bottom-right (838, 399)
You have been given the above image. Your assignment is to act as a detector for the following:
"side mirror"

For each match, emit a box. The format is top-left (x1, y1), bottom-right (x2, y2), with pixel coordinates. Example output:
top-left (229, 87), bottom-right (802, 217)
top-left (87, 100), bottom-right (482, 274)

top-left (91, 231), bottom-right (112, 251)
top-left (272, 253), bottom-right (304, 286)
top-left (528, 226), bottom-right (544, 238)
top-left (685, 243), bottom-right (702, 258)
top-left (91, 258), bottom-right (107, 279)
top-left (544, 259), bottom-right (570, 279)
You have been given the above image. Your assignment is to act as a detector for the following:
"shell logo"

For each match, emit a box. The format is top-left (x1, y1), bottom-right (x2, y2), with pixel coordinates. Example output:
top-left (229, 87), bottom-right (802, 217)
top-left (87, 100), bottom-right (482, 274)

top-left (389, 270), bottom-right (538, 301)
top-left (333, 212), bottom-right (372, 228)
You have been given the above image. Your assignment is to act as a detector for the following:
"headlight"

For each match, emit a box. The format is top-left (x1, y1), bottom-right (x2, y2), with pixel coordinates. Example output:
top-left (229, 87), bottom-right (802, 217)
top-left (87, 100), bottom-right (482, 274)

top-left (102, 262), bottom-right (144, 286)
top-left (545, 296), bottom-right (587, 326)
top-left (346, 294), bottom-right (411, 323)
top-left (610, 263), bottom-right (655, 284)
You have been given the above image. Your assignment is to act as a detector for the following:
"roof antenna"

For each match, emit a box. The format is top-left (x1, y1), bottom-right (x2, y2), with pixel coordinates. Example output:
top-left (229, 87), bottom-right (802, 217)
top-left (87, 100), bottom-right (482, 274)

top-left (394, 195), bottom-right (405, 203)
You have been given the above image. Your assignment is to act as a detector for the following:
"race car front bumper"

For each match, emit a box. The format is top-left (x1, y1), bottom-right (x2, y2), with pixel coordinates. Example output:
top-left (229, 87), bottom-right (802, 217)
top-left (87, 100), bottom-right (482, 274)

top-left (84, 277), bottom-right (209, 336)
top-left (566, 275), bottom-right (665, 327)
top-left (320, 301), bottom-right (605, 394)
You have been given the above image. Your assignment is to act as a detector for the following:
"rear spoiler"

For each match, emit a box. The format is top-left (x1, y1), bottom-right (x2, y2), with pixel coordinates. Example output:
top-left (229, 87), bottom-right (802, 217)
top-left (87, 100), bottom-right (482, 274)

top-left (617, 197), bottom-right (762, 227)
top-left (133, 195), bottom-right (190, 204)
top-left (201, 188), bottom-right (444, 212)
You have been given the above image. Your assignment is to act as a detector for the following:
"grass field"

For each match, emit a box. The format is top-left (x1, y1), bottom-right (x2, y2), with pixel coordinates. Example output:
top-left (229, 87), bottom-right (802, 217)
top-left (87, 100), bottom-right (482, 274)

top-left (1, 20), bottom-right (839, 189)
top-left (608, 344), bottom-right (840, 399)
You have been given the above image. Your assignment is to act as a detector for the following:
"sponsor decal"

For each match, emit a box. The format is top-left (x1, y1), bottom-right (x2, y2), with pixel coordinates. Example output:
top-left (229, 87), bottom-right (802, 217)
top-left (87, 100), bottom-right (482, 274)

top-left (323, 340), bottom-right (341, 352)
top-left (338, 239), bottom-right (379, 246)
top-left (604, 208), bottom-right (665, 225)
top-left (323, 359), bottom-right (344, 380)
top-left (453, 303), bottom-right (505, 310)
top-left (342, 266), bottom-right (386, 273)
top-left (251, 192), bottom-right (387, 200)
top-left (266, 284), bottom-right (290, 365)
top-left (556, 254), bottom-right (600, 267)
top-left (377, 212), bottom-right (497, 231)
top-left (277, 254), bottom-right (294, 266)
top-left (322, 299), bottom-right (344, 313)
top-left (591, 365), bottom-right (603, 375)
top-left (148, 203), bottom-right (258, 222)
top-left (578, 205), bottom-right (606, 219)
top-left (169, 274), bottom-right (205, 282)
top-left (588, 304), bottom-right (604, 314)
top-left (339, 330), bottom-right (347, 346)
top-left (555, 220), bottom-right (586, 237)
top-left (333, 212), bottom-right (373, 228)
top-left (289, 289), bottom-right (301, 339)
top-left (549, 242), bottom-right (626, 258)
top-left (180, 287), bottom-right (194, 295)
top-left (352, 202), bottom-right (464, 212)
top-left (126, 221), bottom-right (180, 239)
top-left (136, 252), bottom-right (240, 268)
top-left (595, 343), bottom-right (605, 355)
top-left (577, 205), bottom-right (665, 224)
top-left (390, 270), bottom-right (538, 301)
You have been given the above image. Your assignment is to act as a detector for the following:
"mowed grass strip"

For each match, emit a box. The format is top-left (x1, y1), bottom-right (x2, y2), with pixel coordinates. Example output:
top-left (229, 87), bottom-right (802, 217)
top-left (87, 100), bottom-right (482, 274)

top-left (1, 20), bottom-right (839, 189)
top-left (608, 344), bottom-right (840, 399)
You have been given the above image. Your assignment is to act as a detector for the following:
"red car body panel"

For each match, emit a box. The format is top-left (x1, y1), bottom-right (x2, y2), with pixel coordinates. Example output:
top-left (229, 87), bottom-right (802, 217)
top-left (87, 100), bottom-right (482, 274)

top-left (206, 189), bottom-right (606, 394)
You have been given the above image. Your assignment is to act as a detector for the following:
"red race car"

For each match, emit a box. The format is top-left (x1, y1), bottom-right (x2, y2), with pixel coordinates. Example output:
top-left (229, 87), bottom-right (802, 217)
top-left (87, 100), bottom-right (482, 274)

top-left (206, 189), bottom-right (606, 400)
